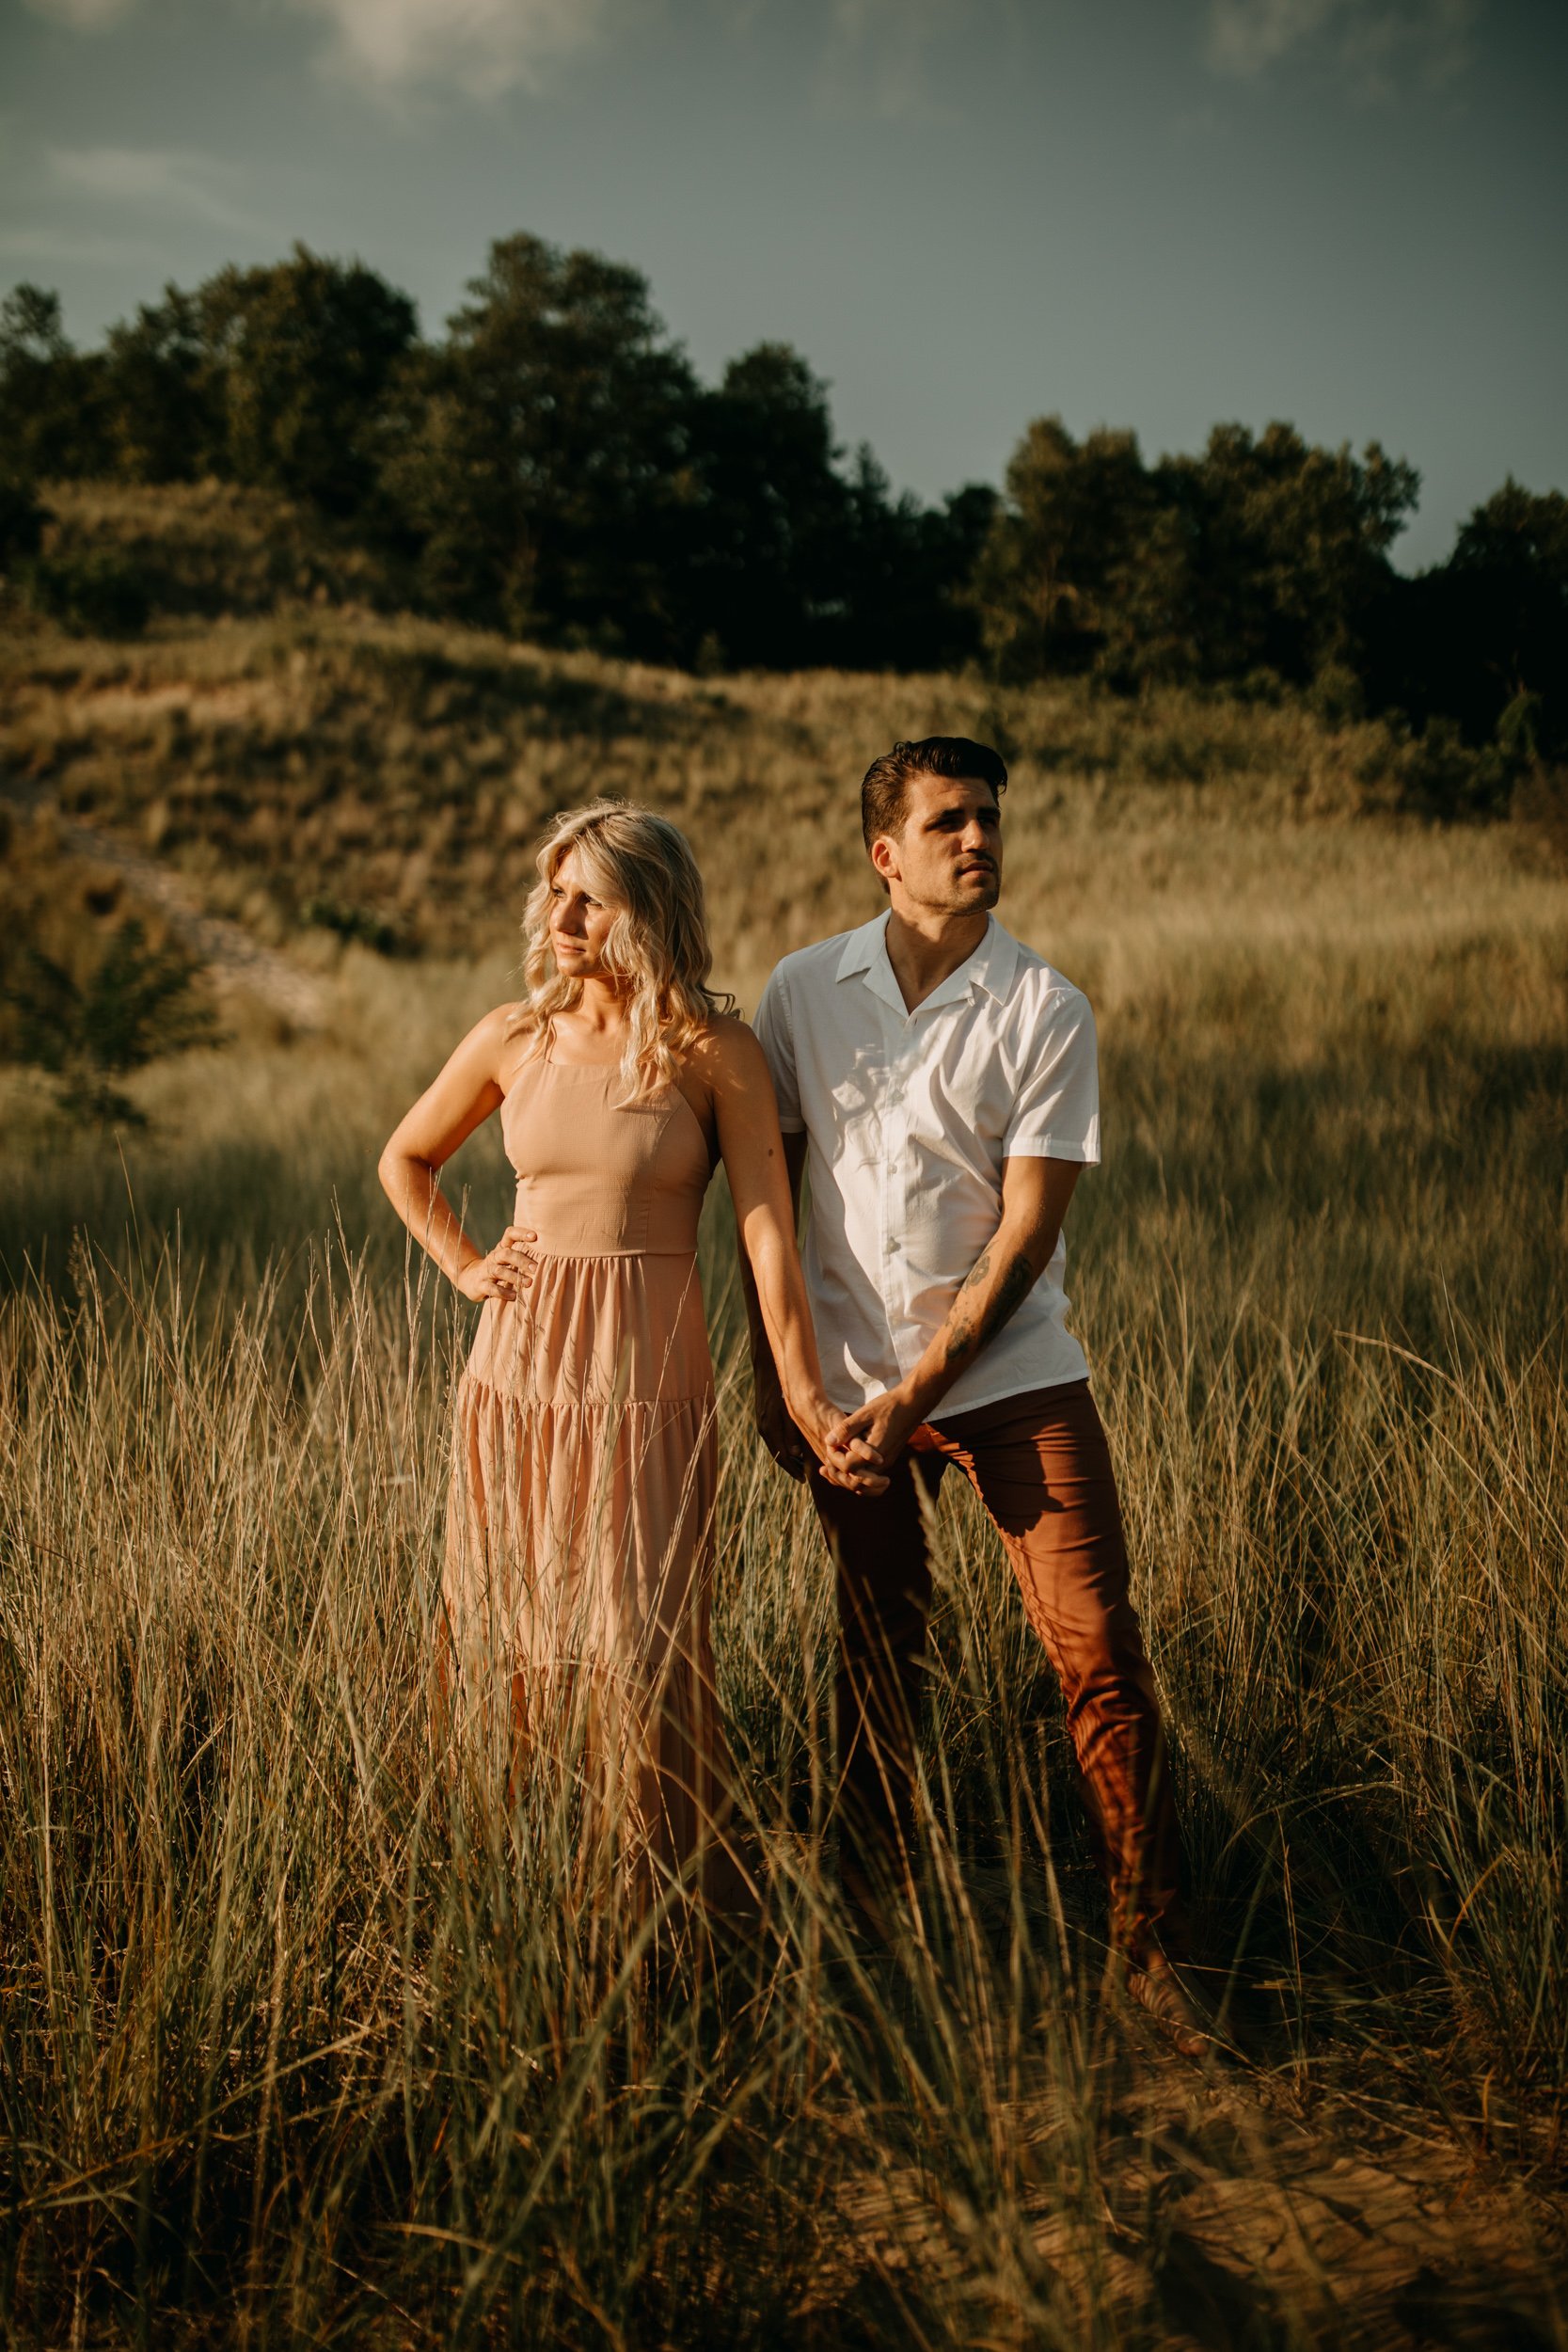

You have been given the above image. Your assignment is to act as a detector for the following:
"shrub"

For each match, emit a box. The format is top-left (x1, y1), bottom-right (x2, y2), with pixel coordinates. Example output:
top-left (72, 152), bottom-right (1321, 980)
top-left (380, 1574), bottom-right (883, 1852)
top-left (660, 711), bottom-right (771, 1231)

top-left (23, 546), bottom-right (150, 636)
top-left (9, 918), bottom-right (219, 1123)
top-left (299, 895), bottom-right (407, 956)
top-left (0, 469), bottom-right (47, 574)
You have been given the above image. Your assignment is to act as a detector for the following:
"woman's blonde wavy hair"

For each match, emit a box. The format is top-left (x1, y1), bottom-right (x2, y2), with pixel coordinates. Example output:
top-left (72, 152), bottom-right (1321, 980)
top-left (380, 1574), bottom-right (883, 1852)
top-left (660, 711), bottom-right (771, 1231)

top-left (507, 799), bottom-right (735, 1104)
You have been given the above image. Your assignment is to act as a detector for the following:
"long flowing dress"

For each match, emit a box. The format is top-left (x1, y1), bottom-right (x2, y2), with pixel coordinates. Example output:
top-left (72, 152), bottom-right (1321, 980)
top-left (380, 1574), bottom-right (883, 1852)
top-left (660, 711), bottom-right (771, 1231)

top-left (444, 1046), bottom-right (742, 1915)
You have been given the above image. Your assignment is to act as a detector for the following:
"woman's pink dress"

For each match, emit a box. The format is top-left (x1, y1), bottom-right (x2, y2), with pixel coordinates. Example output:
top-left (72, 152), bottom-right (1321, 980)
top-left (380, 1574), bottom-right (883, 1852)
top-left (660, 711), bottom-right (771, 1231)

top-left (444, 1048), bottom-right (740, 1910)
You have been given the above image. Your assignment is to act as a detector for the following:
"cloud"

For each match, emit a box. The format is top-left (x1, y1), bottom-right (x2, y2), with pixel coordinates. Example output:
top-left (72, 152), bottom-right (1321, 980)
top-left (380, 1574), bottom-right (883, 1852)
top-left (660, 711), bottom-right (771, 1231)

top-left (0, 222), bottom-right (153, 266)
top-left (287, 0), bottom-right (616, 99)
top-left (817, 0), bottom-right (994, 122)
top-left (47, 144), bottom-right (273, 236)
top-left (21, 0), bottom-right (1013, 115)
top-left (1204, 0), bottom-right (1478, 95)
top-left (21, 0), bottom-right (135, 25)
top-left (1207, 0), bottom-right (1336, 75)
top-left (23, 0), bottom-right (619, 98)
top-left (17, 0), bottom-right (991, 115)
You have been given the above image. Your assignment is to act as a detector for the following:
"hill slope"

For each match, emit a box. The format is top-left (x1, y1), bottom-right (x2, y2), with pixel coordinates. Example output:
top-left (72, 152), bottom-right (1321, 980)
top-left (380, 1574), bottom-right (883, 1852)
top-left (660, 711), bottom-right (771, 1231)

top-left (3, 478), bottom-right (1521, 1010)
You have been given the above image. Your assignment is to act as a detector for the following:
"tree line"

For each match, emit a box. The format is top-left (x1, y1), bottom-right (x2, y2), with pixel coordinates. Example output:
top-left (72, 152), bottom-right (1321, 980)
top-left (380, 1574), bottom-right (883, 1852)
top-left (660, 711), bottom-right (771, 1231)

top-left (2, 235), bottom-right (1563, 769)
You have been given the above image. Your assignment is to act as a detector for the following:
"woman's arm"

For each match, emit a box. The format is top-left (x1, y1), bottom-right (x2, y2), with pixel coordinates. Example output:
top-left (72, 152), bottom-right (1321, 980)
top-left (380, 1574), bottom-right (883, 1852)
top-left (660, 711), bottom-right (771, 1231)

top-left (696, 1023), bottom-right (885, 1493)
top-left (739, 1129), bottom-right (810, 1474)
top-left (377, 1007), bottom-right (537, 1302)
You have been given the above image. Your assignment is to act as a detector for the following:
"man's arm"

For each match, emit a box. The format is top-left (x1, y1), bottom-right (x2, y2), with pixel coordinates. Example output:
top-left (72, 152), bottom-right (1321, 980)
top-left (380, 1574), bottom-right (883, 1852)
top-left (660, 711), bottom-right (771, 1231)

top-left (830, 1154), bottom-right (1083, 1467)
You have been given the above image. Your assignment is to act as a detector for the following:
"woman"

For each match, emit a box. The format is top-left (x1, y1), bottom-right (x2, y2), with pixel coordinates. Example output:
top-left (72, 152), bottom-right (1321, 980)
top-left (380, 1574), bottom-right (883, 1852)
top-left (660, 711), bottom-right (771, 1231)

top-left (379, 799), bottom-right (868, 1917)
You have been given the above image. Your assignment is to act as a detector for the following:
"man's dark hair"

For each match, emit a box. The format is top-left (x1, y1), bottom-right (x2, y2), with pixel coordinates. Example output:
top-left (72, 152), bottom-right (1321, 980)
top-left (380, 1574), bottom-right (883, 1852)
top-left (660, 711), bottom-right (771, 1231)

top-left (860, 737), bottom-right (1008, 851)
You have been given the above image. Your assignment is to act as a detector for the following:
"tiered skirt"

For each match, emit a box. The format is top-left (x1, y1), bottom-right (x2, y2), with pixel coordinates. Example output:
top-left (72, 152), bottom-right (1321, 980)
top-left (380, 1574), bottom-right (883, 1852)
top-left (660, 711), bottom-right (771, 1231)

top-left (443, 1250), bottom-right (744, 1913)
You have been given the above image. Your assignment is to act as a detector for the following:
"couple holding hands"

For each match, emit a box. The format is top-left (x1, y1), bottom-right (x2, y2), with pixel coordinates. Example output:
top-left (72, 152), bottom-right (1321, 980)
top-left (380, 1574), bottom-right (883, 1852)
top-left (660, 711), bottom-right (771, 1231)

top-left (380, 735), bottom-right (1204, 2051)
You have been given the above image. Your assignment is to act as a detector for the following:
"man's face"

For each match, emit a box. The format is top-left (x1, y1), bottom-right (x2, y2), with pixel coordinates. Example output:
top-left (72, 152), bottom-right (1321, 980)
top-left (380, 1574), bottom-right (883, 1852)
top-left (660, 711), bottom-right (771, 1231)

top-left (871, 771), bottom-right (1003, 915)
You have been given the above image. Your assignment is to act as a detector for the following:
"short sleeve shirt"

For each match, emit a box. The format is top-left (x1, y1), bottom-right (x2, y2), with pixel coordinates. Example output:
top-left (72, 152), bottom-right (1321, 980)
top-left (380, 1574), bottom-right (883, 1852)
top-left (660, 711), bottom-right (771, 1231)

top-left (752, 912), bottom-right (1101, 1419)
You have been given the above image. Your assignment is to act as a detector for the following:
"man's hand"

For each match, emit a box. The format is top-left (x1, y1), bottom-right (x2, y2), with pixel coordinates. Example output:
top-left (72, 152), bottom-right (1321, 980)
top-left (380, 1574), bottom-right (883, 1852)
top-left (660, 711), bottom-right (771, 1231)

top-left (794, 1391), bottom-right (890, 1494)
top-left (829, 1385), bottom-right (925, 1474)
top-left (838, 1159), bottom-right (1084, 1447)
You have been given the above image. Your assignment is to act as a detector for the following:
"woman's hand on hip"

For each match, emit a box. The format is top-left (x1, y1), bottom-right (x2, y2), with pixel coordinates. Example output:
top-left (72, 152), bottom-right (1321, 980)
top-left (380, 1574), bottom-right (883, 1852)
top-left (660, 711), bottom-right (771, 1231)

top-left (456, 1225), bottom-right (538, 1303)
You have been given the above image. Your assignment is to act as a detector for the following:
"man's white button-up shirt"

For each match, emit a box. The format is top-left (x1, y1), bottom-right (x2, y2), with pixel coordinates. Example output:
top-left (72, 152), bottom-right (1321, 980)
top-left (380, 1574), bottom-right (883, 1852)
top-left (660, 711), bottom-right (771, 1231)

top-left (752, 912), bottom-right (1101, 1420)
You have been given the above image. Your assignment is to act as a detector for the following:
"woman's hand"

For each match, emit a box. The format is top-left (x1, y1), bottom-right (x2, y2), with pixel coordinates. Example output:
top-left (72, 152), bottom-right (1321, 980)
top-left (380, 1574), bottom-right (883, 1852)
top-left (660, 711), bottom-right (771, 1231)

top-left (790, 1388), bottom-right (890, 1495)
top-left (455, 1225), bottom-right (539, 1303)
top-left (827, 1385), bottom-right (925, 1475)
top-left (755, 1360), bottom-right (809, 1479)
top-left (378, 1007), bottom-right (529, 1293)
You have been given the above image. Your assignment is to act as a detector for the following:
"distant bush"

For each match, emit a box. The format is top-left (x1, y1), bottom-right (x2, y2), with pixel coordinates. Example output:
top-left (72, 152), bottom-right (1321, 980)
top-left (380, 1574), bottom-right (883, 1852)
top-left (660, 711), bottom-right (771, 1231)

top-left (22, 546), bottom-right (150, 636)
top-left (8, 918), bottom-right (219, 1123)
top-left (299, 895), bottom-right (408, 956)
top-left (0, 470), bottom-right (47, 575)
top-left (1512, 759), bottom-right (1568, 868)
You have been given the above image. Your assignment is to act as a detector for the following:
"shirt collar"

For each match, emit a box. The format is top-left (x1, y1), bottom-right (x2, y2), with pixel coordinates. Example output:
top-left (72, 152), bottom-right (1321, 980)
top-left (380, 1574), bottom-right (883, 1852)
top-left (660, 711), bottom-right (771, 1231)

top-left (835, 912), bottom-right (1021, 1016)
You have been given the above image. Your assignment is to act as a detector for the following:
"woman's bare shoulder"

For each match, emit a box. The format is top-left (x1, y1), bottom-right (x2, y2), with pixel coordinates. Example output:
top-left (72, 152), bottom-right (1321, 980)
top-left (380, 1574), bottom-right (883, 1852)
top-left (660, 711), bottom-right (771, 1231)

top-left (442, 1002), bottom-right (528, 1081)
top-left (467, 1001), bottom-right (527, 1048)
top-left (686, 1012), bottom-right (769, 1089)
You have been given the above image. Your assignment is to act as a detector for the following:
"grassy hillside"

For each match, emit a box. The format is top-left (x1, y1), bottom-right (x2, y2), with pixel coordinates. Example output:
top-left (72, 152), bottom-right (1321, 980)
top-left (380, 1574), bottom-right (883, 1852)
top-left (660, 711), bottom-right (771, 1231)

top-left (4, 625), bottom-right (1551, 1009)
top-left (2, 486), bottom-right (1567, 2345)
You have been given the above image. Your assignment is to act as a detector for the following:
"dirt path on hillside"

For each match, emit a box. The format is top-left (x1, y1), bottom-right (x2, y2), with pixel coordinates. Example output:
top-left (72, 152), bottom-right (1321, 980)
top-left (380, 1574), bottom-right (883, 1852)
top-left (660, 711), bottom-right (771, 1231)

top-left (2, 774), bottom-right (326, 1029)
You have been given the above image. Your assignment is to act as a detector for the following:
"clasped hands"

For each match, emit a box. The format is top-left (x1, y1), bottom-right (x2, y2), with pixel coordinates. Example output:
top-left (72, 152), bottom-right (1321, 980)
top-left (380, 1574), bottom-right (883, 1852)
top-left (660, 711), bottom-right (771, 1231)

top-left (768, 1379), bottom-right (929, 1497)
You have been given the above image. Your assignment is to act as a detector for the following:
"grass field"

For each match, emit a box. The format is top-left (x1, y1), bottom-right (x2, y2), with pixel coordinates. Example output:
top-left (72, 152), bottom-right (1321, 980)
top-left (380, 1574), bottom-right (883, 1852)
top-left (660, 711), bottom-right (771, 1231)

top-left (2, 512), bottom-right (1567, 2345)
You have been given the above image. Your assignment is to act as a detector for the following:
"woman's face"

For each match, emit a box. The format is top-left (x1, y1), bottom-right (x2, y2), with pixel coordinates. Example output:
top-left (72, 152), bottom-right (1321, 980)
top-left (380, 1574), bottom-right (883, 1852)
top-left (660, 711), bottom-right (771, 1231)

top-left (547, 845), bottom-right (622, 981)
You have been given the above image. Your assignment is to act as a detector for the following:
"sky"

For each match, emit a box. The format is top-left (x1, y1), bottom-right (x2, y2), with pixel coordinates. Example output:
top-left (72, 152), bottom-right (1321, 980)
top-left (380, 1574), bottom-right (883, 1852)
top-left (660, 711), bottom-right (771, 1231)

top-left (2, 0), bottom-right (1563, 569)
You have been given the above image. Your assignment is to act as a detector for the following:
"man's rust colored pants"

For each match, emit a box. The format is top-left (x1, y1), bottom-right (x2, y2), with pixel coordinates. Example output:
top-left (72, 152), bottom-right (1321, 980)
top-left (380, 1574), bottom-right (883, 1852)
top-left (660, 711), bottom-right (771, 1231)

top-left (810, 1377), bottom-right (1181, 1959)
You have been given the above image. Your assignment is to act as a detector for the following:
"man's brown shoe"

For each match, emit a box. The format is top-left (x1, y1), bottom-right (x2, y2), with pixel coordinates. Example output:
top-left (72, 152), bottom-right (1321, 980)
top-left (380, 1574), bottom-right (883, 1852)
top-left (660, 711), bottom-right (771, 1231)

top-left (1121, 1955), bottom-right (1220, 2059)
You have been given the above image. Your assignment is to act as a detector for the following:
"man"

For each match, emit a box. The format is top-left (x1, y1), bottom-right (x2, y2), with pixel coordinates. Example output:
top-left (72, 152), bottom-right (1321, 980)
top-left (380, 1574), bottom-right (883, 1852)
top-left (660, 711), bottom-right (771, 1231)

top-left (750, 736), bottom-right (1205, 2049)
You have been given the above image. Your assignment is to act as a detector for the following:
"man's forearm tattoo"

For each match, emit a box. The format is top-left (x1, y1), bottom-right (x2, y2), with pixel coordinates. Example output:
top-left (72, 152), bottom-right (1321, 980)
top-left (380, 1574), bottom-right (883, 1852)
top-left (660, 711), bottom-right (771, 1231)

top-left (981, 1250), bottom-right (1036, 1345)
top-left (958, 1245), bottom-right (993, 1294)
top-left (942, 1248), bottom-right (1036, 1371)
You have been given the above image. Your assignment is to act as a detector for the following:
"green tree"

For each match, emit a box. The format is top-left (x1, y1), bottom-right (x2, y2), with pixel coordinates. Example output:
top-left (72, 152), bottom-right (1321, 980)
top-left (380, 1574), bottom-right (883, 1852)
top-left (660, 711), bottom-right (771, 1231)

top-left (975, 412), bottom-right (1418, 693)
top-left (1162, 422), bottom-right (1418, 687)
top-left (384, 232), bottom-right (697, 647)
top-left (198, 246), bottom-right (417, 516)
top-left (676, 342), bottom-right (855, 666)
top-left (1449, 481), bottom-right (1568, 733)
top-left (973, 416), bottom-right (1157, 682)
top-left (0, 284), bottom-right (113, 477)
top-left (101, 285), bottom-right (221, 483)
top-left (829, 451), bottom-right (996, 672)
top-left (1365, 480), bottom-right (1568, 763)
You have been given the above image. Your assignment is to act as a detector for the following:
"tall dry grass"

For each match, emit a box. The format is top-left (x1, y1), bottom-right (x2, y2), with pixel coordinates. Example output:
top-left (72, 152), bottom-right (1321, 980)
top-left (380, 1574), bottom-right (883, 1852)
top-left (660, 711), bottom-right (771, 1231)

top-left (4, 1195), bottom-right (1563, 2344)
top-left (3, 809), bottom-right (1566, 2341)
top-left (4, 549), bottom-right (1567, 2338)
